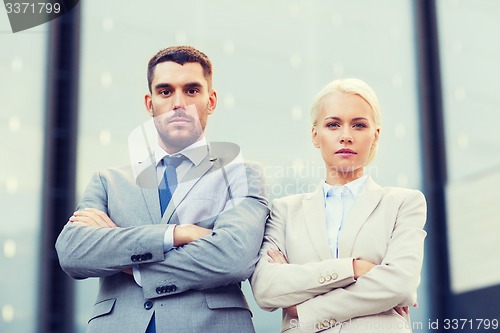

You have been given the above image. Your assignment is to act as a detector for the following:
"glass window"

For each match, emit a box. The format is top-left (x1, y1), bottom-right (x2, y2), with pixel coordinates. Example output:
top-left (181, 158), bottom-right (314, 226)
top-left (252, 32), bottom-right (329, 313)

top-left (438, 0), bottom-right (500, 295)
top-left (0, 14), bottom-right (46, 333)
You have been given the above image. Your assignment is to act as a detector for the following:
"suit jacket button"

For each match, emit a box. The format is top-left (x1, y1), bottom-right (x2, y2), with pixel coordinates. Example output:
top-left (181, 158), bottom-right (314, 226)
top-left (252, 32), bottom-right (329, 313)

top-left (144, 301), bottom-right (153, 310)
top-left (171, 285), bottom-right (177, 292)
top-left (145, 253), bottom-right (152, 260)
top-left (131, 255), bottom-right (137, 262)
top-left (331, 273), bottom-right (338, 280)
top-left (156, 287), bottom-right (163, 294)
top-left (318, 276), bottom-right (325, 284)
top-left (325, 275), bottom-right (332, 282)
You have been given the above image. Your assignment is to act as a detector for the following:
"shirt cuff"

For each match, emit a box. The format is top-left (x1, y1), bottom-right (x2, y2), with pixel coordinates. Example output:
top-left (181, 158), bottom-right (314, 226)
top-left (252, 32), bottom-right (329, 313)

top-left (132, 265), bottom-right (142, 287)
top-left (163, 224), bottom-right (176, 253)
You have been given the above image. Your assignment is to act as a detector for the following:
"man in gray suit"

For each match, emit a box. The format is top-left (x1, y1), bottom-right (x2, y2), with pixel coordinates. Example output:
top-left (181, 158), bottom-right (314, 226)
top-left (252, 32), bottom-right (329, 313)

top-left (56, 46), bottom-right (269, 333)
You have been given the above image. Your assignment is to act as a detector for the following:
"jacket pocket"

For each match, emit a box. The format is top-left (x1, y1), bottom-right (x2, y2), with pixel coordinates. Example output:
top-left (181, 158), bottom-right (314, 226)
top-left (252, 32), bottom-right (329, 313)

top-left (205, 292), bottom-right (251, 314)
top-left (88, 298), bottom-right (116, 323)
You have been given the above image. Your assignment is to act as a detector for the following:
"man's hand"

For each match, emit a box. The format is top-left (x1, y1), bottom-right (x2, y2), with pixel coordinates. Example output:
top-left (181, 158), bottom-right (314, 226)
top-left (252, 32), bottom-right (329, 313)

top-left (69, 208), bottom-right (117, 228)
top-left (173, 224), bottom-right (212, 247)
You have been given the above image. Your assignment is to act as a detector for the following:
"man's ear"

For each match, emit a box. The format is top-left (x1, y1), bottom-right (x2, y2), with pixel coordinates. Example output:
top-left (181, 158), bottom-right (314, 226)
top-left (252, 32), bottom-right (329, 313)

top-left (144, 93), bottom-right (153, 117)
top-left (207, 89), bottom-right (217, 115)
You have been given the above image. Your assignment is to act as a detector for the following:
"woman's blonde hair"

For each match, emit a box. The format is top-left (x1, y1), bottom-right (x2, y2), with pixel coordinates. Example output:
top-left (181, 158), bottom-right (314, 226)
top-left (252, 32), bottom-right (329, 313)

top-left (310, 78), bottom-right (382, 164)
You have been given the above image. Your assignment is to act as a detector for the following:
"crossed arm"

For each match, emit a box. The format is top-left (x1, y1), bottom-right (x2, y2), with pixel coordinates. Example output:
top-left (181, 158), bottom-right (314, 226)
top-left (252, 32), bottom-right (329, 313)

top-left (266, 249), bottom-right (410, 318)
top-left (251, 190), bottom-right (426, 325)
top-left (70, 208), bottom-right (212, 248)
top-left (69, 208), bottom-right (213, 275)
top-left (56, 163), bottom-right (269, 299)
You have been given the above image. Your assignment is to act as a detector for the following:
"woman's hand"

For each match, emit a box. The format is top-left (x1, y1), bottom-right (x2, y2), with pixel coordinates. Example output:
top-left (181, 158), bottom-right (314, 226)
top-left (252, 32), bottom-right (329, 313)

top-left (267, 248), bottom-right (288, 264)
top-left (284, 305), bottom-right (298, 317)
top-left (394, 303), bottom-right (418, 316)
top-left (352, 259), bottom-right (376, 279)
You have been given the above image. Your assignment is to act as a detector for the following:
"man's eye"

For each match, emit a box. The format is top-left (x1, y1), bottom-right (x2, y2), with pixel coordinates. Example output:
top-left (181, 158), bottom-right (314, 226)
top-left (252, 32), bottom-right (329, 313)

top-left (159, 90), bottom-right (171, 96)
top-left (187, 89), bottom-right (199, 95)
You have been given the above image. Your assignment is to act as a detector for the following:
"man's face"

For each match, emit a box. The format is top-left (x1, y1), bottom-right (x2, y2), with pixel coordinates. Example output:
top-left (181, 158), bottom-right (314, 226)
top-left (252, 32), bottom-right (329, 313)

top-left (144, 61), bottom-right (217, 153)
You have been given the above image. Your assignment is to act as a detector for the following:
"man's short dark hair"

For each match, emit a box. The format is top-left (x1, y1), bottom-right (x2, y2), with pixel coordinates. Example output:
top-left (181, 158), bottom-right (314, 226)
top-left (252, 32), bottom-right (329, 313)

top-left (147, 45), bottom-right (213, 92)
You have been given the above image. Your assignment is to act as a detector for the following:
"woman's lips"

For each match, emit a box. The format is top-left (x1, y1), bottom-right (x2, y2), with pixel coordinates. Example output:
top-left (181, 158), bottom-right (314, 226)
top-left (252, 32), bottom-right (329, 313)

top-left (336, 148), bottom-right (357, 158)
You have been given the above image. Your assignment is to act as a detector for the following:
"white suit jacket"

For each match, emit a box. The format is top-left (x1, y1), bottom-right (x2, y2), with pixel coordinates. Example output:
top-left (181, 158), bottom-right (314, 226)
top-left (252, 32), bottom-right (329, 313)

top-left (56, 143), bottom-right (269, 333)
top-left (251, 177), bottom-right (426, 332)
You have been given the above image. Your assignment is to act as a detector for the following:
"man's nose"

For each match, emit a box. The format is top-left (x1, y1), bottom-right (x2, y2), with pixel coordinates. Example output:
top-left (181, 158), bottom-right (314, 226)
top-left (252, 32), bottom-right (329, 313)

top-left (172, 92), bottom-right (186, 110)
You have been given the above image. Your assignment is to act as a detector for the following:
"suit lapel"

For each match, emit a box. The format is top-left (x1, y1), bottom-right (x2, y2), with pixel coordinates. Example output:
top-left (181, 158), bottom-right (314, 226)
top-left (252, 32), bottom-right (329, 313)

top-left (303, 185), bottom-right (332, 261)
top-left (135, 162), bottom-right (162, 224)
top-left (338, 177), bottom-right (382, 258)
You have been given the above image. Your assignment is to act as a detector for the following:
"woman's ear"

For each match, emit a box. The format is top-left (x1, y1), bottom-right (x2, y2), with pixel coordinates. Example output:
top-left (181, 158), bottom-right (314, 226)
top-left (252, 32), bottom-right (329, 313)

top-left (373, 127), bottom-right (381, 146)
top-left (312, 126), bottom-right (320, 148)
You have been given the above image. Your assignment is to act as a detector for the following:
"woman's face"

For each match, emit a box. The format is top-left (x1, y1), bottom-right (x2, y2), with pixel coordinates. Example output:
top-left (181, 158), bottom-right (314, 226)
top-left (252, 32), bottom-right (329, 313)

top-left (312, 92), bottom-right (380, 183)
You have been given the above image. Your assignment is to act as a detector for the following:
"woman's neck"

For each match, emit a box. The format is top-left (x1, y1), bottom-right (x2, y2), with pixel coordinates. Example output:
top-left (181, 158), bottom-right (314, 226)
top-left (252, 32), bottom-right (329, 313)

top-left (326, 167), bottom-right (364, 186)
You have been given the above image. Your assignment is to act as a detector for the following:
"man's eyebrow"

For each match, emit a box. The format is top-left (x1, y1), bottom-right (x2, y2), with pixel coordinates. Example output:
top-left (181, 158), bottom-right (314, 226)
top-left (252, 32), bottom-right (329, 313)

top-left (154, 83), bottom-right (173, 91)
top-left (154, 82), bottom-right (203, 91)
top-left (183, 82), bottom-right (203, 89)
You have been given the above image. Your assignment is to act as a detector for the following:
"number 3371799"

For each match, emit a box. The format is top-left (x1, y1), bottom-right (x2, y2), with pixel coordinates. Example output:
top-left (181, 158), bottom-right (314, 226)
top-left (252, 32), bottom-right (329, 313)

top-left (5, 2), bottom-right (61, 14)
top-left (442, 319), bottom-right (498, 330)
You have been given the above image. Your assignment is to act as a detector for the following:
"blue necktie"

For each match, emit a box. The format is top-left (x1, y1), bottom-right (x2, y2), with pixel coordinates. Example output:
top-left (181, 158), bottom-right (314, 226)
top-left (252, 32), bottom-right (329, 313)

top-left (145, 313), bottom-right (156, 333)
top-left (159, 155), bottom-right (184, 215)
top-left (147, 157), bottom-right (184, 333)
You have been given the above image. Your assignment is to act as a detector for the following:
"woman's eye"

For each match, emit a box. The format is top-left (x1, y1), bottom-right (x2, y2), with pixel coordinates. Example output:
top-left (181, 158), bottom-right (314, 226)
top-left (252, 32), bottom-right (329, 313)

top-left (326, 122), bottom-right (340, 128)
top-left (353, 123), bottom-right (367, 128)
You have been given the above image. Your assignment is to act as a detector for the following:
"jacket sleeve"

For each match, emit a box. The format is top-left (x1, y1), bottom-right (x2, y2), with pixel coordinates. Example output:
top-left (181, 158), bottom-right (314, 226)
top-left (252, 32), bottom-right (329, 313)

top-left (55, 170), bottom-right (168, 279)
top-left (250, 198), bottom-right (356, 311)
top-left (138, 161), bottom-right (269, 299)
top-left (296, 190), bottom-right (427, 330)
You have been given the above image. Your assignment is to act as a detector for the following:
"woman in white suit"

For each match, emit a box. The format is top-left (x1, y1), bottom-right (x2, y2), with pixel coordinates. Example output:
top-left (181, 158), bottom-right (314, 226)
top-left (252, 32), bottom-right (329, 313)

top-left (251, 78), bottom-right (426, 332)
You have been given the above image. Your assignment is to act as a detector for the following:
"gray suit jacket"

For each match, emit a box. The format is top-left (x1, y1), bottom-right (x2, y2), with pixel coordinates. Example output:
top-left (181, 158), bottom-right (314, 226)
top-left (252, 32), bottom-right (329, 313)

top-left (56, 143), bottom-right (269, 333)
top-left (251, 177), bottom-right (426, 332)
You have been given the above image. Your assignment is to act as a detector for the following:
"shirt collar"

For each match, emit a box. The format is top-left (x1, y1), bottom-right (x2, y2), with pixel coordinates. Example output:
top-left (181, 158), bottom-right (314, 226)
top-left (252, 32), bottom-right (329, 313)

top-left (155, 137), bottom-right (208, 167)
top-left (322, 175), bottom-right (368, 200)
